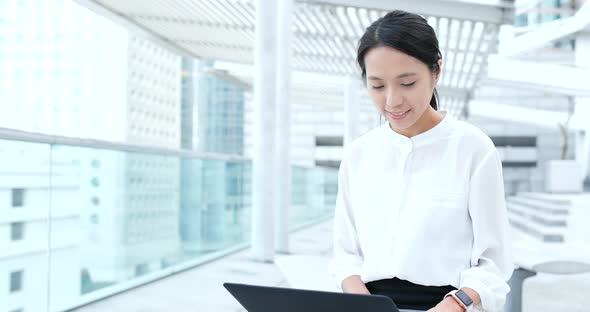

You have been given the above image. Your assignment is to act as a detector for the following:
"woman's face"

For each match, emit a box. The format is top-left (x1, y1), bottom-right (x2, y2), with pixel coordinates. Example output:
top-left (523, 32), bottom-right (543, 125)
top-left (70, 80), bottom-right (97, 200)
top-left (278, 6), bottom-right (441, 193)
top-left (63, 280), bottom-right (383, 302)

top-left (364, 45), bottom-right (441, 135)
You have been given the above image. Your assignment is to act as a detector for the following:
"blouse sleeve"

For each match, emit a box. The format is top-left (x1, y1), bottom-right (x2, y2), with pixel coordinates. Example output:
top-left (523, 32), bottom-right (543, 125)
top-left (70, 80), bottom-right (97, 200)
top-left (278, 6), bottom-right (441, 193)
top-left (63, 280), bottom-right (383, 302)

top-left (328, 153), bottom-right (364, 289)
top-left (459, 148), bottom-right (514, 312)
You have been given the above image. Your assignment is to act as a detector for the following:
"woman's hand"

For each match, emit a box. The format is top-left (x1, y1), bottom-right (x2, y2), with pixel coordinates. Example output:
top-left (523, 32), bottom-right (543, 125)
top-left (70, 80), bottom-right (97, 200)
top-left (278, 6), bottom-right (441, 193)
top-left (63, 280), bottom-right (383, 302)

top-left (341, 275), bottom-right (371, 294)
top-left (426, 296), bottom-right (464, 312)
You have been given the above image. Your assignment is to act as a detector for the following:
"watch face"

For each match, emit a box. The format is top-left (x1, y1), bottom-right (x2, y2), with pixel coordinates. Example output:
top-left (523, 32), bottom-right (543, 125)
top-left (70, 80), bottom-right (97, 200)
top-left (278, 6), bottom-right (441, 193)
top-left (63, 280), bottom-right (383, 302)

top-left (456, 290), bottom-right (473, 306)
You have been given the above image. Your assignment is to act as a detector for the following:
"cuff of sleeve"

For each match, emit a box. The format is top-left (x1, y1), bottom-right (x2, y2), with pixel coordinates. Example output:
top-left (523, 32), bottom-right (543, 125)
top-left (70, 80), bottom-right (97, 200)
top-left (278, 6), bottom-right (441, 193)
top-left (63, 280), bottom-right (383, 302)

top-left (460, 278), bottom-right (496, 312)
top-left (328, 261), bottom-right (362, 290)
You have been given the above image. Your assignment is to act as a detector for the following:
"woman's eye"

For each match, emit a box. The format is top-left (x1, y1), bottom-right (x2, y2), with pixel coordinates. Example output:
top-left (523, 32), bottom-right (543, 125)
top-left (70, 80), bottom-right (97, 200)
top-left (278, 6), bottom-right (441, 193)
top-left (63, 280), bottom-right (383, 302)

top-left (371, 85), bottom-right (384, 90)
top-left (401, 82), bottom-right (416, 87)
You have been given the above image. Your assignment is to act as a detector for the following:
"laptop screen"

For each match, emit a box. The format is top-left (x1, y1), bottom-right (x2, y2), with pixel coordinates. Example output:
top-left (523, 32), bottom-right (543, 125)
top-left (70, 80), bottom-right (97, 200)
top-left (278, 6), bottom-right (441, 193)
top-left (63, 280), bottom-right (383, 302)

top-left (224, 282), bottom-right (400, 312)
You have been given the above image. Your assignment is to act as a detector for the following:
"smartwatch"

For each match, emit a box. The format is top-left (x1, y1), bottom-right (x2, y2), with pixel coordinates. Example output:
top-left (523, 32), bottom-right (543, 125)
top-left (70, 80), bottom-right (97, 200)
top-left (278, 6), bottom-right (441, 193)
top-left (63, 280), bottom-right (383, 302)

top-left (444, 289), bottom-right (474, 311)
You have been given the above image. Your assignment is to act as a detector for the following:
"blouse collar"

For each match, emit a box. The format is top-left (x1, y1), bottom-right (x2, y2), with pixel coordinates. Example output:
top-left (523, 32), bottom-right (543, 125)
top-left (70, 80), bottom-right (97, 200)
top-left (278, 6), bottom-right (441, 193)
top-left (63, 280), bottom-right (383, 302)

top-left (380, 111), bottom-right (455, 148)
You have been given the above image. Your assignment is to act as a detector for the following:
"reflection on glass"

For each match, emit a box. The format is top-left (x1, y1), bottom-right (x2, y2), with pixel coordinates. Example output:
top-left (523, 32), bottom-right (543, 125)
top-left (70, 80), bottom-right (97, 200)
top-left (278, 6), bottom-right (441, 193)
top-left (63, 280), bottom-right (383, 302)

top-left (0, 139), bottom-right (337, 311)
top-left (291, 166), bottom-right (337, 229)
top-left (0, 140), bottom-right (51, 312)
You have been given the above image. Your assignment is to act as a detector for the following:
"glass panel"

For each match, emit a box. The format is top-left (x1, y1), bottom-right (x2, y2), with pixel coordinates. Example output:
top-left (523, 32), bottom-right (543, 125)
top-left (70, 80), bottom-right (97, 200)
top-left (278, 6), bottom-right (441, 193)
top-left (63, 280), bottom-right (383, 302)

top-left (44, 145), bottom-right (258, 310)
top-left (177, 158), bottom-right (252, 260)
top-left (47, 145), bottom-right (185, 310)
top-left (290, 166), bottom-right (337, 229)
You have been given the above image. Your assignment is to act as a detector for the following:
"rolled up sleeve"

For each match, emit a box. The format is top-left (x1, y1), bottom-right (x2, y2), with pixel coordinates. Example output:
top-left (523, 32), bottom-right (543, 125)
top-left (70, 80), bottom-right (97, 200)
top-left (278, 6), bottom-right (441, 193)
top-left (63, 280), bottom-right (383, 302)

top-left (460, 148), bottom-right (513, 312)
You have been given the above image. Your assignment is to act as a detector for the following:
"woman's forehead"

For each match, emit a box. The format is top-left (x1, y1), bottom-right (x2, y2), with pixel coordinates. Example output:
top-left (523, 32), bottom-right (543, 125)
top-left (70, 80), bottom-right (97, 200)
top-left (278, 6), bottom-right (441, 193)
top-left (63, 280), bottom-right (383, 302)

top-left (364, 46), bottom-right (427, 77)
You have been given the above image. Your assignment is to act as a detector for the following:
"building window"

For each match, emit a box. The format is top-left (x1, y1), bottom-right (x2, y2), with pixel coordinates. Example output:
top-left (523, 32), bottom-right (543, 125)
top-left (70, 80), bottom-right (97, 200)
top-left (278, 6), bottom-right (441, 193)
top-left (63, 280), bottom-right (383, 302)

top-left (10, 223), bottom-right (24, 241)
top-left (10, 270), bottom-right (23, 293)
top-left (135, 263), bottom-right (149, 277)
top-left (90, 196), bottom-right (100, 206)
top-left (11, 188), bottom-right (24, 207)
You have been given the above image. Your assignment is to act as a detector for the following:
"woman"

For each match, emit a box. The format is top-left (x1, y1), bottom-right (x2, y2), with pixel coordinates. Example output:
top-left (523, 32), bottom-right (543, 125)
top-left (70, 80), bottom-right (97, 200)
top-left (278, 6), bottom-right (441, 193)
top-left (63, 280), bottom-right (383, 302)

top-left (329, 10), bottom-right (513, 312)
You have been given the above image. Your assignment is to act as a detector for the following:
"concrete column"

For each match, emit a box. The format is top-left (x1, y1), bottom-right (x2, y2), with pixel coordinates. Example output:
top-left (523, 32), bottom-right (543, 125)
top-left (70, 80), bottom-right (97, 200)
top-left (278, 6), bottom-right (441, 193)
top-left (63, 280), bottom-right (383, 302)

top-left (574, 32), bottom-right (590, 183)
top-left (274, 0), bottom-right (293, 254)
top-left (251, 0), bottom-right (278, 262)
top-left (344, 76), bottom-right (360, 148)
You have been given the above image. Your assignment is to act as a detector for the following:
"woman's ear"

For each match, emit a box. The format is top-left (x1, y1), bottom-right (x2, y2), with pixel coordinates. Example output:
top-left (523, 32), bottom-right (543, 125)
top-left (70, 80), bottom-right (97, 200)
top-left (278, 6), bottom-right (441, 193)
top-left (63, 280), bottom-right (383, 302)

top-left (434, 59), bottom-right (443, 83)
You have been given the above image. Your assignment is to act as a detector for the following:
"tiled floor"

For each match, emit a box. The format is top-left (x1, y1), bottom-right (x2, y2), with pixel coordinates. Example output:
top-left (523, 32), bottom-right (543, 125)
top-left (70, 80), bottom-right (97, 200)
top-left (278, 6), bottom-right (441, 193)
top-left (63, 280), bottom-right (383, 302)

top-left (73, 219), bottom-right (590, 312)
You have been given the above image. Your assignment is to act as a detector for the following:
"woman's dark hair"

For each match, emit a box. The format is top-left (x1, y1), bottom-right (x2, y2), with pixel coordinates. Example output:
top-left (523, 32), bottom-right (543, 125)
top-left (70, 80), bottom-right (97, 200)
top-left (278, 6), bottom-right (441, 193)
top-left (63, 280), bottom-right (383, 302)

top-left (357, 10), bottom-right (442, 110)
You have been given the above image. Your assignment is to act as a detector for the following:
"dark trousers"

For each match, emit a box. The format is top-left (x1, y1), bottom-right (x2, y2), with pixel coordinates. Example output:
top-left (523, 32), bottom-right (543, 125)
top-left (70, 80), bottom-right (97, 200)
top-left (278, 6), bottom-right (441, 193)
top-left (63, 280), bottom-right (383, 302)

top-left (365, 277), bottom-right (457, 311)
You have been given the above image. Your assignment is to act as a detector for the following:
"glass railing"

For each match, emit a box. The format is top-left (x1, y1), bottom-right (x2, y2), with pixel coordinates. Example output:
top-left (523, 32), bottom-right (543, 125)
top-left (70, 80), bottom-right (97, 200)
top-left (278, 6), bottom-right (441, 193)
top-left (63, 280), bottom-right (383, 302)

top-left (291, 166), bottom-right (338, 230)
top-left (0, 133), bottom-right (337, 312)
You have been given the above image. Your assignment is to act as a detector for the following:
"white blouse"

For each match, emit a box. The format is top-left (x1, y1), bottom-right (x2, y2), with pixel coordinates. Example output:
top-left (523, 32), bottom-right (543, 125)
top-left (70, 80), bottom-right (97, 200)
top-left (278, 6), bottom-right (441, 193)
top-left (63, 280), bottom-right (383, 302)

top-left (329, 113), bottom-right (513, 312)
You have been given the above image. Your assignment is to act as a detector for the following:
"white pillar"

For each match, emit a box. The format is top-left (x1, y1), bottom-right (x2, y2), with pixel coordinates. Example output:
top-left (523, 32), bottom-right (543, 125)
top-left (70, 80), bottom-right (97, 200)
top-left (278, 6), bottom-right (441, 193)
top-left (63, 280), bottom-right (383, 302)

top-left (252, 0), bottom-right (277, 262)
top-left (274, 0), bottom-right (293, 254)
top-left (574, 32), bottom-right (590, 183)
top-left (344, 76), bottom-right (360, 148)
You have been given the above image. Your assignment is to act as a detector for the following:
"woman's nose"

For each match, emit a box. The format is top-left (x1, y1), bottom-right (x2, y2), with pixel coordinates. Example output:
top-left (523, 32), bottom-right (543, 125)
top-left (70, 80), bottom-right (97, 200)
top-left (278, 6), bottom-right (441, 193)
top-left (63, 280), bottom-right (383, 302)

top-left (385, 92), bottom-right (402, 110)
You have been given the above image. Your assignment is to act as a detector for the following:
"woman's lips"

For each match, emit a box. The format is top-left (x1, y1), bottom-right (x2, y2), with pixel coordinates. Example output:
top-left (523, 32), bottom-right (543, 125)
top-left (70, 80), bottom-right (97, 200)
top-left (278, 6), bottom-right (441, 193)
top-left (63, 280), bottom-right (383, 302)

top-left (389, 109), bottom-right (410, 120)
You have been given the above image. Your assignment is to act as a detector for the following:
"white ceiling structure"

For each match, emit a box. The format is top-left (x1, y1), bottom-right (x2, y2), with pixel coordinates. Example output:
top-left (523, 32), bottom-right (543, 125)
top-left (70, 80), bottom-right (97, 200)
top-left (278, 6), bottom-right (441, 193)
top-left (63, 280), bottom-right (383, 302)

top-left (77, 0), bottom-right (516, 116)
top-left (501, 0), bottom-right (590, 57)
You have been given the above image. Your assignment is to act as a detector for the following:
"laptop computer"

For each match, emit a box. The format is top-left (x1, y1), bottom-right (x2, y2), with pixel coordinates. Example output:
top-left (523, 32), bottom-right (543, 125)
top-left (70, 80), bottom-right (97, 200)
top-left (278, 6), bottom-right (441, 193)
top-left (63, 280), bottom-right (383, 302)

top-left (224, 282), bottom-right (401, 312)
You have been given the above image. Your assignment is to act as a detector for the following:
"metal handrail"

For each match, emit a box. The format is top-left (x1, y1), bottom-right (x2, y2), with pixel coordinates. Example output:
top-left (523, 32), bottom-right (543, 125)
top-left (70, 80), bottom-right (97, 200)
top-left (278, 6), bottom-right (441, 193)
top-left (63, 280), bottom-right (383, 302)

top-left (0, 127), bottom-right (247, 162)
